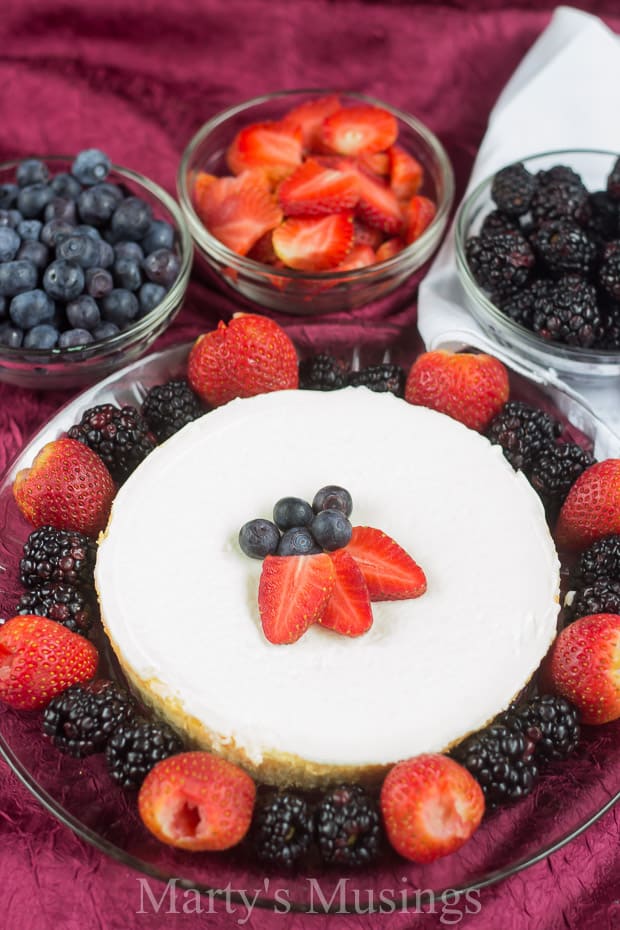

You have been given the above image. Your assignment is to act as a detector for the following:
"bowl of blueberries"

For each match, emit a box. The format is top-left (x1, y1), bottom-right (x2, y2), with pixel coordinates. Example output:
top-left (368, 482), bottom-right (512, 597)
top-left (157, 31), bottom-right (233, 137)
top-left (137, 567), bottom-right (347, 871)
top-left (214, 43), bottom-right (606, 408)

top-left (0, 149), bottom-right (192, 389)
top-left (455, 149), bottom-right (620, 386)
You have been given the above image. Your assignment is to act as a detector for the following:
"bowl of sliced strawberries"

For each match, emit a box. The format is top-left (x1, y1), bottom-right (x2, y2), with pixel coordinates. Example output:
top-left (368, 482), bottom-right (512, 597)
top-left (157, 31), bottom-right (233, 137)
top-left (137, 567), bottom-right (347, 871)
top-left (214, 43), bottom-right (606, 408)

top-left (177, 90), bottom-right (454, 315)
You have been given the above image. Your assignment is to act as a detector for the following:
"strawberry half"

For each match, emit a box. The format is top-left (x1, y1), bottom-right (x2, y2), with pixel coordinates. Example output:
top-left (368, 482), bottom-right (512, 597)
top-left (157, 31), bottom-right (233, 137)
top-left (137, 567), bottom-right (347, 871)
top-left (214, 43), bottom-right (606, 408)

top-left (333, 244), bottom-right (376, 272)
top-left (354, 166), bottom-right (404, 235)
top-left (282, 94), bottom-right (342, 150)
top-left (227, 120), bottom-right (303, 182)
top-left (376, 237), bottom-right (405, 262)
top-left (277, 158), bottom-right (359, 216)
top-left (258, 553), bottom-right (336, 644)
top-left (195, 170), bottom-right (283, 256)
top-left (273, 213), bottom-right (354, 272)
top-left (346, 526), bottom-right (427, 601)
top-left (320, 104), bottom-right (398, 156)
top-left (320, 549), bottom-right (373, 637)
top-left (389, 145), bottom-right (424, 201)
top-left (555, 459), bottom-right (620, 550)
top-left (404, 195), bottom-right (437, 244)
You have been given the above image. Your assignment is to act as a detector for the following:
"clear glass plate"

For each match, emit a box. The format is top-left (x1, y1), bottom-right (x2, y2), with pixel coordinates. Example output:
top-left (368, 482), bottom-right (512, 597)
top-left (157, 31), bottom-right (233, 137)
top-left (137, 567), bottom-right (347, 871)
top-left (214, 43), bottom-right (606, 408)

top-left (0, 341), bottom-right (619, 916)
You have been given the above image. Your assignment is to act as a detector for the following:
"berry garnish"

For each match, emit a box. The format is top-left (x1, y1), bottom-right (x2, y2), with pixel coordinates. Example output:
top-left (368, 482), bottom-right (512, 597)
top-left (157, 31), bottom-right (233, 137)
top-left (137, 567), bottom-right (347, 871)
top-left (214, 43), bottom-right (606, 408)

top-left (258, 553), bottom-right (336, 645)
top-left (486, 400), bottom-right (562, 472)
top-left (105, 719), bottom-right (184, 790)
top-left (556, 459), bottom-right (620, 550)
top-left (252, 793), bottom-right (314, 867)
top-left (139, 752), bottom-right (256, 852)
top-left (565, 579), bottom-right (620, 624)
top-left (273, 496), bottom-right (313, 531)
top-left (42, 680), bottom-right (135, 757)
top-left (316, 784), bottom-right (381, 867)
top-left (141, 379), bottom-right (204, 442)
top-left (346, 526), bottom-right (426, 601)
top-left (528, 442), bottom-right (595, 518)
top-left (452, 724), bottom-right (538, 808)
top-left (312, 485), bottom-right (353, 517)
top-left (498, 695), bottom-right (580, 764)
top-left (347, 363), bottom-right (405, 396)
top-left (67, 403), bottom-right (157, 485)
top-left (320, 549), bottom-right (373, 637)
top-left (17, 582), bottom-right (96, 637)
top-left (238, 518), bottom-right (281, 560)
top-left (277, 527), bottom-right (322, 557)
top-left (310, 509), bottom-right (352, 551)
top-left (19, 525), bottom-right (97, 590)
top-left (570, 534), bottom-right (620, 587)
top-left (299, 354), bottom-right (347, 391)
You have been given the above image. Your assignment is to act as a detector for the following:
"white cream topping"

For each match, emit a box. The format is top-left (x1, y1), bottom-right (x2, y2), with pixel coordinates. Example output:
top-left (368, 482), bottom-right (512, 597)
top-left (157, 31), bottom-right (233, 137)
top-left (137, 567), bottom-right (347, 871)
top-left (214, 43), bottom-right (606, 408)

top-left (96, 388), bottom-right (560, 768)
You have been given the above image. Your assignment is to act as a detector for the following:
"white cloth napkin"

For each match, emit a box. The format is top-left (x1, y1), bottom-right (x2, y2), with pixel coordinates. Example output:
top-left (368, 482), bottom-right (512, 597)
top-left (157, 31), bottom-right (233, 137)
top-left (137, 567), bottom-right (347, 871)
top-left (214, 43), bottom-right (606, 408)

top-left (417, 6), bottom-right (620, 434)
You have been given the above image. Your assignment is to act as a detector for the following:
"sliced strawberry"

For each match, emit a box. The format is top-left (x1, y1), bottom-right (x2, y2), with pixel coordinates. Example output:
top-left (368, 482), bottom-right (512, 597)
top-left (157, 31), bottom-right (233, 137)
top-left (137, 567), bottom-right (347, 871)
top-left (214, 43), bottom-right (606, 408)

top-left (333, 244), bottom-right (376, 272)
top-left (273, 213), bottom-right (354, 272)
top-left (376, 237), bottom-right (405, 262)
top-left (277, 158), bottom-right (359, 216)
top-left (195, 170), bottom-right (283, 256)
top-left (355, 168), bottom-right (403, 235)
top-left (353, 219), bottom-right (384, 250)
top-left (389, 146), bottom-right (424, 200)
top-left (282, 94), bottom-right (341, 150)
top-left (358, 151), bottom-right (390, 177)
top-left (346, 526), bottom-right (426, 601)
top-left (320, 549), bottom-right (373, 637)
top-left (404, 195), bottom-right (436, 244)
top-left (193, 172), bottom-right (218, 212)
top-left (227, 121), bottom-right (303, 182)
top-left (247, 231), bottom-right (278, 265)
top-left (320, 104), bottom-right (398, 156)
top-left (258, 553), bottom-right (336, 644)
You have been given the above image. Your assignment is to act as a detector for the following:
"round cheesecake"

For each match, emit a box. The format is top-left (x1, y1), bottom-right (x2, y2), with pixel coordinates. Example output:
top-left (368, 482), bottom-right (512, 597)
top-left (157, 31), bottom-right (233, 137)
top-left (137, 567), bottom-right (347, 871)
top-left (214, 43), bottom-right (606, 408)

top-left (95, 387), bottom-right (560, 788)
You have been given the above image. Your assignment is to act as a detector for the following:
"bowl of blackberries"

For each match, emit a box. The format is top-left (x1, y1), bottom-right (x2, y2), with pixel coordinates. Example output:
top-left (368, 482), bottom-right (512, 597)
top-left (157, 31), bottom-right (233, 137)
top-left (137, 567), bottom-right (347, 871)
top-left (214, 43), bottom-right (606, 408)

top-left (0, 150), bottom-right (192, 389)
top-left (455, 149), bottom-right (620, 384)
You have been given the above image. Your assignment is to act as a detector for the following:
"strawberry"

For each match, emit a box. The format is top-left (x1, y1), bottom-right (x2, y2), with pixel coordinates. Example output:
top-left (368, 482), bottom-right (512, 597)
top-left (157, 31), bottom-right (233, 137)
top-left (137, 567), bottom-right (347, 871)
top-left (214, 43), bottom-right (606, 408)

top-left (14, 437), bottom-right (115, 537)
top-left (193, 171), bottom-right (217, 212)
top-left (0, 615), bottom-right (98, 710)
top-left (555, 460), bottom-right (620, 550)
top-left (333, 244), bottom-right (376, 272)
top-left (246, 230), bottom-right (278, 265)
top-left (277, 158), bottom-right (359, 216)
top-left (544, 613), bottom-right (620, 724)
top-left (272, 213), bottom-right (354, 272)
top-left (319, 104), bottom-right (398, 156)
top-left (380, 754), bottom-right (485, 863)
top-left (346, 526), bottom-right (426, 601)
top-left (376, 237), bottom-right (405, 262)
top-left (320, 549), bottom-right (373, 637)
top-left (358, 151), bottom-right (391, 177)
top-left (194, 170), bottom-right (283, 256)
top-left (187, 313), bottom-right (298, 408)
top-left (282, 94), bottom-right (341, 150)
top-left (258, 553), bottom-right (336, 644)
top-left (138, 751), bottom-right (256, 851)
top-left (354, 166), bottom-right (403, 235)
top-left (389, 145), bottom-right (424, 201)
top-left (352, 219), bottom-right (384, 250)
top-left (227, 121), bottom-right (303, 182)
top-left (404, 195), bottom-right (436, 244)
top-left (405, 350), bottom-right (510, 432)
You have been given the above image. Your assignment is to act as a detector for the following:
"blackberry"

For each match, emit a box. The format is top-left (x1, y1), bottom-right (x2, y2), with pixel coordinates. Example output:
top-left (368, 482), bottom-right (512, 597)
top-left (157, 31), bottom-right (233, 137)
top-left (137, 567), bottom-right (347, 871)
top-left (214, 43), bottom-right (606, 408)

top-left (68, 403), bottom-right (157, 484)
top-left (490, 162), bottom-right (537, 217)
top-left (530, 167), bottom-right (589, 226)
top-left (347, 363), bottom-right (405, 396)
top-left (315, 784), bottom-right (382, 868)
top-left (465, 230), bottom-right (535, 295)
top-left (480, 210), bottom-right (519, 238)
top-left (528, 442), bottom-right (595, 517)
top-left (583, 191), bottom-right (618, 243)
top-left (532, 275), bottom-right (600, 348)
top-left (607, 156), bottom-right (620, 201)
top-left (17, 582), bottom-right (96, 636)
top-left (565, 578), bottom-right (620, 624)
top-left (299, 354), bottom-right (347, 391)
top-left (571, 535), bottom-right (620, 587)
top-left (141, 379), bottom-right (204, 442)
top-left (252, 793), bottom-right (314, 867)
top-left (19, 525), bottom-right (97, 590)
top-left (485, 401), bottom-right (561, 471)
top-left (496, 279), bottom-right (551, 329)
top-left (598, 241), bottom-right (620, 301)
top-left (529, 220), bottom-right (597, 277)
top-left (105, 719), bottom-right (183, 789)
top-left (499, 695), bottom-right (580, 764)
top-left (453, 723), bottom-right (538, 808)
top-left (42, 680), bottom-right (135, 757)
top-left (595, 296), bottom-right (620, 350)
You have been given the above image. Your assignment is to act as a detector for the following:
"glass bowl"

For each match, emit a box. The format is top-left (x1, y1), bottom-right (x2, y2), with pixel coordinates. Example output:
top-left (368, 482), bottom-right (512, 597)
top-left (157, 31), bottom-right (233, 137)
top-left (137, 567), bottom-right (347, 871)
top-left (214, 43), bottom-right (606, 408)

top-left (177, 90), bottom-right (454, 315)
top-left (0, 156), bottom-right (192, 391)
top-left (455, 149), bottom-right (620, 389)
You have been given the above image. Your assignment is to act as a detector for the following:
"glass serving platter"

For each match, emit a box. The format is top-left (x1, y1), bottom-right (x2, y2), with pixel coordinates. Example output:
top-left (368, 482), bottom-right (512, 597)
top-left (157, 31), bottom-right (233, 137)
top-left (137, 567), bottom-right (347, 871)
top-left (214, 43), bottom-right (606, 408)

top-left (0, 340), bottom-right (619, 916)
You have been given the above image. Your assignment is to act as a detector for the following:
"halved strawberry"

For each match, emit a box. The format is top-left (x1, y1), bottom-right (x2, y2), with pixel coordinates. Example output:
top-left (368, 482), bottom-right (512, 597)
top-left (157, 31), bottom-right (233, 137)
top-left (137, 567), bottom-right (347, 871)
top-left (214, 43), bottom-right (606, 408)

top-left (320, 549), bottom-right (373, 637)
top-left (376, 237), bottom-right (405, 262)
top-left (277, 158), bottom-right (359, 216)
top-left (246, 230), bottom-right (278, 265)
top-left (258, 553), bottom-right (336, 644)
top-left (389, 146), bottom-right (424, 200)
top-left (353, 219), bottom-right (384, 250)
top-left (195, 170), bottom-right (283, 256)
top-left (227, 121), bottom-right (303, 182)
top-left (282, 94), bottom-right (341, 150)
top-left (333, 243), bottom-right (376, 272)
top-left (320, 104), bottom-right (398, 156)
top-left (358, 151), bottom-right (391, 177)
top-left (273, 213), bottom-right (354, 272)
top-left (355, 168), bottom-right (403, 235)
top-left (346, 526), bottom-right (426, 601)
top-left (404, 195), bottom-right (436, 244)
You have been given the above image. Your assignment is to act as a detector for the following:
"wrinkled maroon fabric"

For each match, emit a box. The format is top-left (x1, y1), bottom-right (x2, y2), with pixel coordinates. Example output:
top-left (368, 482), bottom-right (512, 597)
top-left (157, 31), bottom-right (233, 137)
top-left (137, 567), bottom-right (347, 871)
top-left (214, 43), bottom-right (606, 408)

top-left (1, 2), bottom-right (620, 928)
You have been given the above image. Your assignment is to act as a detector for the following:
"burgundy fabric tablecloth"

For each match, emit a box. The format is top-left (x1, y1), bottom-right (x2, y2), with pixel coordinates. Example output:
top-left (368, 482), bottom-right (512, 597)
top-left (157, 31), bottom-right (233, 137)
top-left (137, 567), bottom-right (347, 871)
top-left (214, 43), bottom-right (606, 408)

top-left (1, 1), bottom-right (620, 928)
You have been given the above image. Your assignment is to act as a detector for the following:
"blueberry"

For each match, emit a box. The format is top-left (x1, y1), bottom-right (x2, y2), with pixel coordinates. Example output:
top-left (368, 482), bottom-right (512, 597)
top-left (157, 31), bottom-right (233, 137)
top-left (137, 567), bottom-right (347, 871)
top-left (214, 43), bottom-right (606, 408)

top-left (85, 267), bottom-right (114, 299)
top-left (78, 182), bottom-right (123, 225)
top-left (57, 234), bottom-right (102, 269)
top-left (17, 239), bottom-right (49, 269)
top-left (142, 220), bottom-right (175, 254)
top-left (101, 288), bottom-right (139, 326)
top-left (16, 159), bottom-right (49, 188)
top-left (66, 294), bottom-right (100, 330)
top-left (142, 248), bottom-right (180, 287)
top-left (43, 259), bottom-right (85, 300)
top-left (58, 328), bottom-right (95, 348)
top-left (72, 149), bottom-right (111, 186)
top-left (277, 527), bottom-right (322, 557)
top-left (50, 172), bottom-right (82, 200)
top-left (17, 183), bottom-right (54, 218)
top-left (139, 282), bottom-right (166, 314)
top-left (238, 518), bottom-right (281, 559)
top-left (23, 324), bottom-right (59, 349)
top-left (273, 497), bottom-right (313, 531)
top-left (9, 290), bottom-right (55, 329)
top-left (75, 224), bottom-right (102, 241)
top-left (113, 257), bottom-right (142, 291)
top-left (0, 260), bottom-right (38, 297)
top-left (310, 509), bottom-right (352, 551)
top-left (96, 239), bottom-right (115, 268)
top-left (312, 485), bottom-right (353, 517)
top-left (0, 184), bottom-right (18, 209)
top-left (17, 219), bottom-right (42, 241)
top-left (41, 219), bottom-right (75, 248)
top-left (114, 241), bottom-right (144, 262)
top-left (0, 227), bottom-right (21, 262)
top-left (44, 197), bottom-right (77, 224)
top-left (0, 322), bottom-right (23, 347)
top-left (93, 321), bottom-right (120, 340)
top-left (0, 209), bottom-right (22, 228)
top-left (110, 197), bottom-right (152, 241)
top-left (0, 296), bottom-right (5, 318)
